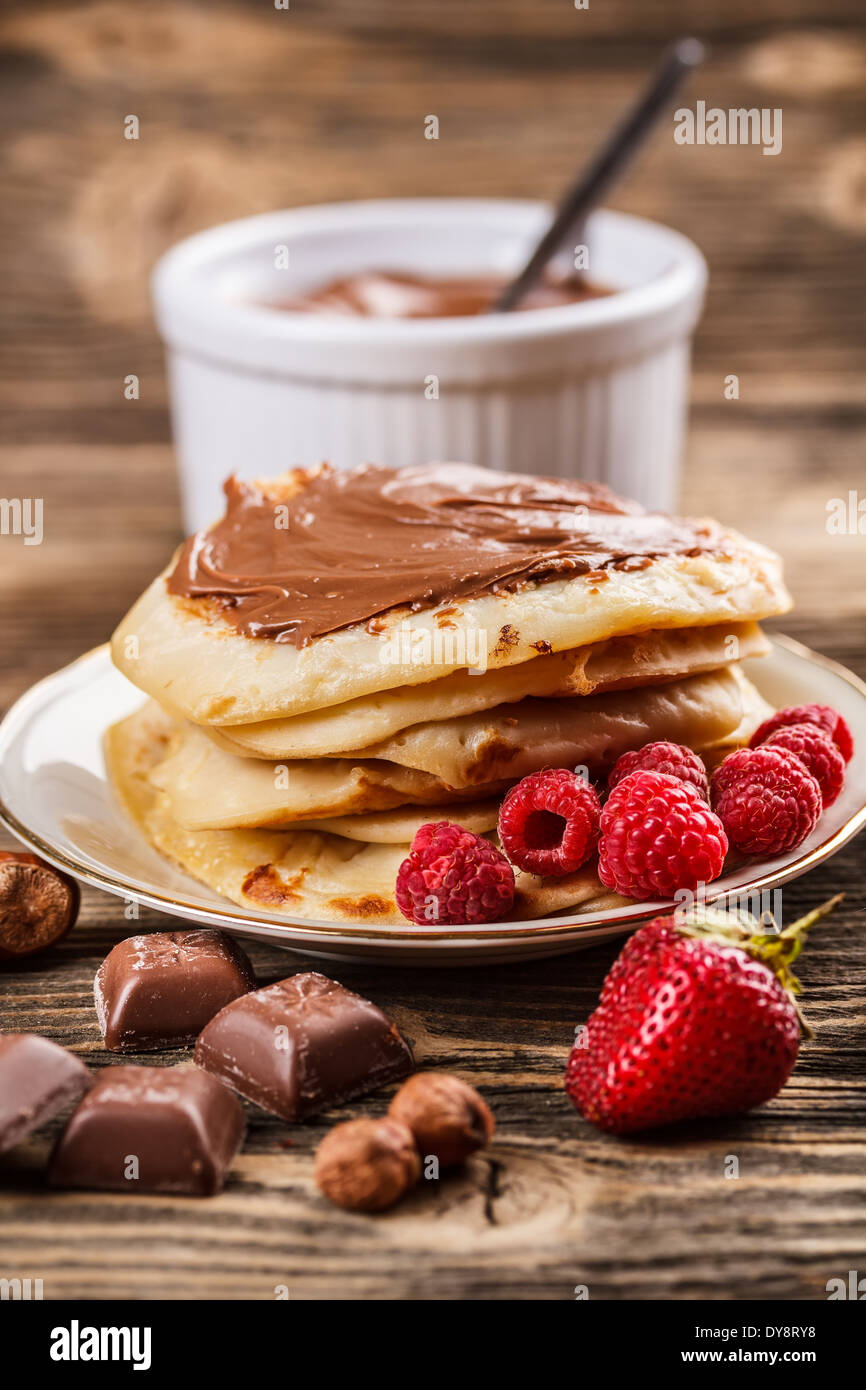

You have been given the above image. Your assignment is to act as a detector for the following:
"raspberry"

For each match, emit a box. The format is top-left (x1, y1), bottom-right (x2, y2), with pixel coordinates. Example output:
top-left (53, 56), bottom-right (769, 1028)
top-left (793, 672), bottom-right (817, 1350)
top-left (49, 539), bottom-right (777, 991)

top-left (395, 821), bottom-right (514, 926)
top-left (710, 746), bottom-right (821, 855)
top-left (498, 769), bottom-right (601, 878)
top-left (762, 723), bottom-right (846, 808)
top-left (750, 703), bottom-right (853, 763)
top-left (608, 741), bottom-right (709, 800)
top-left (598, 770), bottom-right (728, 901)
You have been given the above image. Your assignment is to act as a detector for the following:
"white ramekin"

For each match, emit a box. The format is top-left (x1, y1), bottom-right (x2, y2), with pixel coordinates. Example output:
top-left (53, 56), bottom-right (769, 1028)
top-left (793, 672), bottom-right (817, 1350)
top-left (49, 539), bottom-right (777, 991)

top-left (152, 198), bottom-right (707, 531)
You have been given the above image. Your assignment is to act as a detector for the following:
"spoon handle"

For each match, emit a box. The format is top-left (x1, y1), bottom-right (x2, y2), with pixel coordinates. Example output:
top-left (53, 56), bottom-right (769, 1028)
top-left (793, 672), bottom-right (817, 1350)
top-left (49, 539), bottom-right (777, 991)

top-left (491, 37), bottom-right (705, 313)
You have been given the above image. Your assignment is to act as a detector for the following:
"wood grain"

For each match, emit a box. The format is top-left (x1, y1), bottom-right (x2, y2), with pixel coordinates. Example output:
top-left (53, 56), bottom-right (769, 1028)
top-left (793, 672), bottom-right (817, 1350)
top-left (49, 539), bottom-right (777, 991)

top-left (0, 0), bottom-right (864, 1301)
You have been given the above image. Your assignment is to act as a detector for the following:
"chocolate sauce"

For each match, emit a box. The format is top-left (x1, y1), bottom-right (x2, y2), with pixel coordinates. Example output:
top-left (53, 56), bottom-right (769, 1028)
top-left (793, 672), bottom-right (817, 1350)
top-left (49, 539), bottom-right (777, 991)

top-left (167, 464), bottom-right (721, 647)
top-left (270, 269), bottom-right (610, 318)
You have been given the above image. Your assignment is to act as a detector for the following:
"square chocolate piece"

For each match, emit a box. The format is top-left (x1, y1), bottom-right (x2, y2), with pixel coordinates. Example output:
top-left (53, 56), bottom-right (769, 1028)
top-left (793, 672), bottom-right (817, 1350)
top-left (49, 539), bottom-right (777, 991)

top-left (50, 1065), bottom-right (245, 1196)
top-left (0, 1034), bottom-right (91, 1154)
top-left (95, 929), bottom-right (255, 1052)
top-left (194, 972), bottom-right (414, 1121)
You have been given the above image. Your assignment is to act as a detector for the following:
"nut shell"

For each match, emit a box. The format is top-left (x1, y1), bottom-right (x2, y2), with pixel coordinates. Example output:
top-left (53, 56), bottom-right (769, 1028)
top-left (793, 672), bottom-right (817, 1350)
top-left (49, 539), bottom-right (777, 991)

top-left (389, 1072), bottom-right (495, 1167)
top-left (0, 852), bottom-right (80, 960)
top-left (314, 1116), bottom-right (421, 1212)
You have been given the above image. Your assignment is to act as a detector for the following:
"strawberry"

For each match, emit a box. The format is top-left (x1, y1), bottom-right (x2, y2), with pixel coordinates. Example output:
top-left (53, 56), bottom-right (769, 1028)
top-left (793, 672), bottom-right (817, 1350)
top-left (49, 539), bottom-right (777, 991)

top-left (565, 895), bottom-right (841, 1134)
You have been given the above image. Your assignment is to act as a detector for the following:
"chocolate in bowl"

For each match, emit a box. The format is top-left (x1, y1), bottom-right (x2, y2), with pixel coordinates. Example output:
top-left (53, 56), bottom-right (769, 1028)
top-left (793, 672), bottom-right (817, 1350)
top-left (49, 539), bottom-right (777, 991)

top-left (265, 269), bottom-right (612, 319)
top-left (151, 200), bottom-right (708, 526)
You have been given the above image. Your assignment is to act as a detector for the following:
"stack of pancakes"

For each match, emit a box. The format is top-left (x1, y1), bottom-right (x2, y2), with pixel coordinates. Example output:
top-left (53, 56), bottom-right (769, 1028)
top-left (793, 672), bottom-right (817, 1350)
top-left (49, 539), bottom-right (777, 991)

top-left (106, 463), bottom-right (791, 924)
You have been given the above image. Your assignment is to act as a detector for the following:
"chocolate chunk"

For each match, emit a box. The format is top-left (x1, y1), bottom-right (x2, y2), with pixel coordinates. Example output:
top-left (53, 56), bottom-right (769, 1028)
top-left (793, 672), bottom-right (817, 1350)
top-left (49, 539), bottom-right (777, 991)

top-left (194, 972), bottom-right (414, 1121)
top-left (0, 1034), bottom-right (91, 1154)
top-left (94, 930), bottom-right (255, 1053)
top-left (50, 1065), bottom-right (245, 1196)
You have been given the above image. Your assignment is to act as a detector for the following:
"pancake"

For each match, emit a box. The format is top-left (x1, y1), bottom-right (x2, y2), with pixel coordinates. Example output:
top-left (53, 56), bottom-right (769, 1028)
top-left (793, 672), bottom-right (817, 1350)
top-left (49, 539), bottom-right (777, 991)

top-left (287, 801), bottom-right (501, 843)
top-left (146, 713), bottom-right (507, 831)
top-left (105, 702), bottom-right (625, 924)
top-left (128, 667), bottom-right (767, 832)
top-left (110, 466), bottom-right (790, 726)
top-left (208, 621), bottom-right (770, 760)
top-left (357, 666), bottom-right (772, 788)
top-left (104, 463), bottom-right (789, 929)
top-left (104, 701), bottom-right (414, 924)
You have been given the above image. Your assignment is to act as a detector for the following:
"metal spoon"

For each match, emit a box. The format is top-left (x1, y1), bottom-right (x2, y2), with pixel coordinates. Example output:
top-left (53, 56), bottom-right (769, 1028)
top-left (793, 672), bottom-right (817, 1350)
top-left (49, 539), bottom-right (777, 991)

top-left (490, 37), bottom-right (706, 313)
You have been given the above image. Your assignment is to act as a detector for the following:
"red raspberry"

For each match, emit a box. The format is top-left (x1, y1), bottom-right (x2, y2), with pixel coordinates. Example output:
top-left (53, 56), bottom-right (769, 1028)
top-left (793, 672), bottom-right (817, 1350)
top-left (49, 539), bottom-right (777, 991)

top-left (762, 723), bottom-right (845, 808)
top-left (750, 703), bottom-right (853, 763)
top-left (597, 770), bottom-right (728, 901)
top-left (608, 741), bottom-right (709, 800)
top-left (710, 746), bottom-right (821, 855)
top-left (395, 821), bottom-right (514, 926)
top-left (498, 769), bottom-right (601, 878)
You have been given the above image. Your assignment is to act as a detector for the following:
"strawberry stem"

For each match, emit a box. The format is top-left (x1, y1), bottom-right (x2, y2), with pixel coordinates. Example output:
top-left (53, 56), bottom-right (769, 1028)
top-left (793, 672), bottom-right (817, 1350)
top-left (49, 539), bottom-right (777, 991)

top-left (675, 894), bottom-right (843, 1039)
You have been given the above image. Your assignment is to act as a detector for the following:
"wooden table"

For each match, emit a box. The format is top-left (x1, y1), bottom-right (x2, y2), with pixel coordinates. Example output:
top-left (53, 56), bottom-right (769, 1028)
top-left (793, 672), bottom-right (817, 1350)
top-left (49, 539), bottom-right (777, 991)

top-left (1, 0), bottom-right (864, 1300)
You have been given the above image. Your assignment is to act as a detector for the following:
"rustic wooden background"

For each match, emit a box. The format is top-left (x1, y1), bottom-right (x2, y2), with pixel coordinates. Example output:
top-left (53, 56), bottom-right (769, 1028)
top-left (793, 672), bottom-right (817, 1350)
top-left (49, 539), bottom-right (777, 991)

top-left (1, 0), bottom-right (864, 1301)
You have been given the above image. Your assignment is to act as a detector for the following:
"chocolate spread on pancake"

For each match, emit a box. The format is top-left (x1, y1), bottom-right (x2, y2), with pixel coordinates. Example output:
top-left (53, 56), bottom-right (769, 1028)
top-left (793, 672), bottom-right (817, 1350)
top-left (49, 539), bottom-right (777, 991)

top-left (270, 270), bottom-right (610, 318)
top-left (166, 464), bottom-right (723, 646)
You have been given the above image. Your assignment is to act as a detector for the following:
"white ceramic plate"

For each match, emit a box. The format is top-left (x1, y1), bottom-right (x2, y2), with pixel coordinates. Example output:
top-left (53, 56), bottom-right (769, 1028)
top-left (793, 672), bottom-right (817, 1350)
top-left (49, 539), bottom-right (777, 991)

top-left (0, 637), bottom-right (864, 965)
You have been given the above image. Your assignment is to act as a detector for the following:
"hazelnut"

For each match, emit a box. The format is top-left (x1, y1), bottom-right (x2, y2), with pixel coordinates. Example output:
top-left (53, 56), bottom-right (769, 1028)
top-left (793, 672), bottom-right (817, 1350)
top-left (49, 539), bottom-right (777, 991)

top-left (388, 1072), bottom-right (495, 1167)
top-left (314, 1117), bottom-right (421, 1212)
top-left (0, 852), bottom-right (80, 960)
